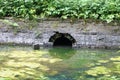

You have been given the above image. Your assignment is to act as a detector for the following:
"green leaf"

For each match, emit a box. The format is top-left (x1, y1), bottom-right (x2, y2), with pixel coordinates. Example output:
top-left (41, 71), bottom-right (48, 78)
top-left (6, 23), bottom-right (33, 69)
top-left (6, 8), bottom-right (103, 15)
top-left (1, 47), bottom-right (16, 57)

top-left (61, 15), bottom-right (67, 19)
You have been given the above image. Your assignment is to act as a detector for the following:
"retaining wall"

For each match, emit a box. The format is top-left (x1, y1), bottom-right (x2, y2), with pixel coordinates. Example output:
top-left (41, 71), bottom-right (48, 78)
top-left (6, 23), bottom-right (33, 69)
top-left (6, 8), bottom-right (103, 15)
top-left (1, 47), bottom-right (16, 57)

top-left (0, 18), bottom-right (120, 49)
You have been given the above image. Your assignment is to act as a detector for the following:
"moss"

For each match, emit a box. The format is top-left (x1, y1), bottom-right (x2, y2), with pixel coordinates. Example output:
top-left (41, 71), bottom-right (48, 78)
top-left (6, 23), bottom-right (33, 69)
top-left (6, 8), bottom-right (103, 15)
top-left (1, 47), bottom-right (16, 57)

top-left (1, 19), bottom-right (19, 28)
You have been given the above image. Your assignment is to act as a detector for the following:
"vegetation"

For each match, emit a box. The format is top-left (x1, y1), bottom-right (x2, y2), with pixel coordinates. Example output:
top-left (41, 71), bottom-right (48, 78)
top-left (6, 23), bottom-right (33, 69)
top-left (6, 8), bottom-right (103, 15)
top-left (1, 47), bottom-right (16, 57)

top-left (0, 0), bottom-right (120, 22)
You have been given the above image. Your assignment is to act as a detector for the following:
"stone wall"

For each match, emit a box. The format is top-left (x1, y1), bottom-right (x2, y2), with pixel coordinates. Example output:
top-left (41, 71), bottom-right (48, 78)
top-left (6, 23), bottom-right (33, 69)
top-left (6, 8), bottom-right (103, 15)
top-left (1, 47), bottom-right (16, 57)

top-left (0, 18), bottom-right (120, 49)
top-left (41, 32), bottom-right (120, 49)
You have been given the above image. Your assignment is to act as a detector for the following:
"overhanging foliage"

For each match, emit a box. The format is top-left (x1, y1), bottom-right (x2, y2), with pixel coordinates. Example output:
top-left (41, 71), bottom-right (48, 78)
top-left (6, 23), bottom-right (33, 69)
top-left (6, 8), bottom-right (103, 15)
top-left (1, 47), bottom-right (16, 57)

top-left (0, 0), bottom-right (120, 22)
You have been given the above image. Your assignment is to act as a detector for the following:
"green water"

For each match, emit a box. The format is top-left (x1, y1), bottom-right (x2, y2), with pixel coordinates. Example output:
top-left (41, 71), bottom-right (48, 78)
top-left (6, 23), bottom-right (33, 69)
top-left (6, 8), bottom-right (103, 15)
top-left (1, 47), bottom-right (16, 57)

top-left (0, 46), bottom-right (120, 80)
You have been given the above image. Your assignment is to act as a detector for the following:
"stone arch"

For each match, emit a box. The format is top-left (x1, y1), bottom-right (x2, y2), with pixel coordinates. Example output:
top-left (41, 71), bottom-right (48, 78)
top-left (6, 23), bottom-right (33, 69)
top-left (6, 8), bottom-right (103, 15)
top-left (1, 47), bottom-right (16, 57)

top-left (49, 32), bottom-right (76, 47)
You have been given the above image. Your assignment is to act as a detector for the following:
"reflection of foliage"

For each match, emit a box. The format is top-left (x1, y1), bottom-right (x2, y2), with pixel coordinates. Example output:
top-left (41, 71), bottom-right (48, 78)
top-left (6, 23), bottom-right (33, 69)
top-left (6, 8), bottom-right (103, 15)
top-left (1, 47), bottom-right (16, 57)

top-left (0, 48), bottom-right (61, 80)
top-left (78, 76), bottom-right (120, 80)
top-left (117, 50), bottom-right (120, 53)
top-left (0, 78), bottom-right (11, 80)
top-left (0, 46), bottom-right (120, 80)
top-left (49, 47), bottom-right (76, 59)
top-left (97, 76), bottom-right (120, 80)
top-left (110, 56), bottom-right (120, 61)
top-left (84, 55), bottom-right (120, 80)
top-left (86, 66), bottom-right (111, 76)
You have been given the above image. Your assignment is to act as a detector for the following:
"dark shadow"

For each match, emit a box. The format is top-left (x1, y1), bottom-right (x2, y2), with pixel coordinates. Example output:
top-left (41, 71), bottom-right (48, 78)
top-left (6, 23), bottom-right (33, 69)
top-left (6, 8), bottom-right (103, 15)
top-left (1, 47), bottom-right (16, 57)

top-left (53, 37), bottom-right (72, 47)
top-left (49, 32), bottom-right (76, 47)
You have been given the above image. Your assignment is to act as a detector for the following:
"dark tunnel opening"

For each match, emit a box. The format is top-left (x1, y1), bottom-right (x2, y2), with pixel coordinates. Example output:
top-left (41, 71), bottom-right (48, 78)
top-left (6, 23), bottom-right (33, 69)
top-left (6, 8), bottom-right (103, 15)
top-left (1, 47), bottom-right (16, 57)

top-left (49, 32), bottom-right (76, 47)
top-left (53, 37), bottom-right (72, 47)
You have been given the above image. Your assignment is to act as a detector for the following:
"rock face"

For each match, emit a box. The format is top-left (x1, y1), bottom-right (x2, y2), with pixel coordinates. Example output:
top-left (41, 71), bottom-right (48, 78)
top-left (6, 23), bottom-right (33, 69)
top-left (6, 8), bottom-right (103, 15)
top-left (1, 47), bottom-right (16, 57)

top-left (0, 18), bottom-right (120, 49)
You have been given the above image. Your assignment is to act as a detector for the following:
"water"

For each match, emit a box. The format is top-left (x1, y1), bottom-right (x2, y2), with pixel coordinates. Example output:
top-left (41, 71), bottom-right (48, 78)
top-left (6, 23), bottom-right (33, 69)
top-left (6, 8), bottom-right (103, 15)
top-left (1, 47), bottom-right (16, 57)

top-left (0, 46), bottom-right (120, 80)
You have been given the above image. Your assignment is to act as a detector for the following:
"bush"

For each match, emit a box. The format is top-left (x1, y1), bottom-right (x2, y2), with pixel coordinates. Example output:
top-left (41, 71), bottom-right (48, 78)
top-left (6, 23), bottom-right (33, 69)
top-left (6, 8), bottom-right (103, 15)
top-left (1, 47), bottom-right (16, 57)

top-left (0, 0), bottom-right (120, 22)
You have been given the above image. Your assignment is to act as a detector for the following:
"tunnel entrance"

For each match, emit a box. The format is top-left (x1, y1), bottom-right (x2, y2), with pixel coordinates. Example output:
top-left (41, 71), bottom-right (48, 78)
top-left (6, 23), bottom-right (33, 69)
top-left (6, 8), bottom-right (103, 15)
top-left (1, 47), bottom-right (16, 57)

top-left (49, 32), bottom-right (76, 47)
top-left (53, 36), bottom-right (72, 47)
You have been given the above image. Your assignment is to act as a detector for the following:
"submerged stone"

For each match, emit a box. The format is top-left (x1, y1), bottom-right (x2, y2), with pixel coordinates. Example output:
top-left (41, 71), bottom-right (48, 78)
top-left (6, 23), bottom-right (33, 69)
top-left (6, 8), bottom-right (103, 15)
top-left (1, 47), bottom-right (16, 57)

top-left (33, 44), bottom-right (40, 50)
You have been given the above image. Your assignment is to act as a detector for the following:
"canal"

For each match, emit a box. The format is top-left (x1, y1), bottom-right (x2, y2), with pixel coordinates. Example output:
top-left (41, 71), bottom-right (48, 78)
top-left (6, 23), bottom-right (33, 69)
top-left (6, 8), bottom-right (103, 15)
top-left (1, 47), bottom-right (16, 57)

top-left (0, 46), bottom-right (120, 80)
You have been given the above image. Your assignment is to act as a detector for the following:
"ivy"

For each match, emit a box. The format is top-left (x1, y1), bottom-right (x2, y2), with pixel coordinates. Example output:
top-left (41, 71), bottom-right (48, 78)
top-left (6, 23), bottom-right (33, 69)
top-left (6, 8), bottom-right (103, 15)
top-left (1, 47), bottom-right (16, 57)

top-left (0, 0), bottom-right (120, 22)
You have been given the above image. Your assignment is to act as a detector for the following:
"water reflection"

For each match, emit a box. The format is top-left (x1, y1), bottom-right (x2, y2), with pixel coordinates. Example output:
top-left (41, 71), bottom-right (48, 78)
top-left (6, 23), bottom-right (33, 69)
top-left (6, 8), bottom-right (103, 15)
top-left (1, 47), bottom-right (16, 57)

top-left (0, 46), bottom-right (119, 80)
top-left (49, 47), bottom-right (76, 59)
